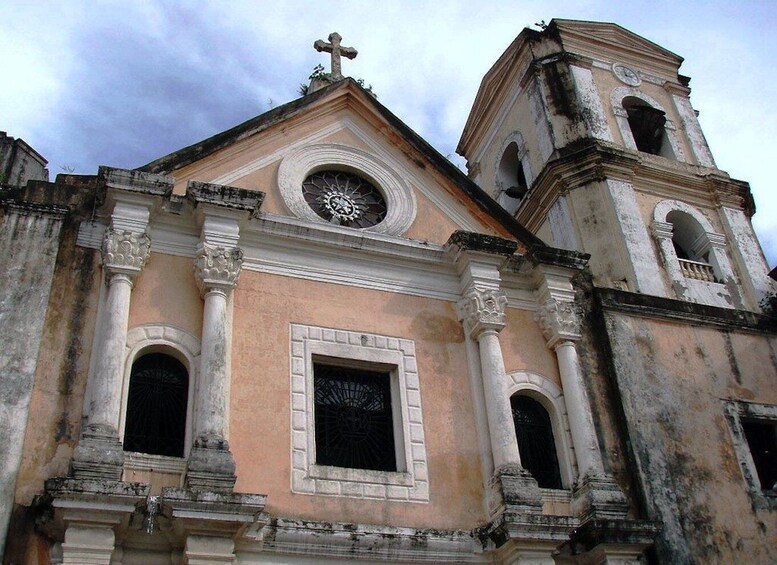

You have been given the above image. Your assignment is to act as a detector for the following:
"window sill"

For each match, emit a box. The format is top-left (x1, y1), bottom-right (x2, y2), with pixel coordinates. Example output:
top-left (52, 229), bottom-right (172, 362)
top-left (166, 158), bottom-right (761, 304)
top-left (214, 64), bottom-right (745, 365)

top-left (309, 464), bottom-right (413, 487)
top-left (124, 451), bottom-right (187, 474)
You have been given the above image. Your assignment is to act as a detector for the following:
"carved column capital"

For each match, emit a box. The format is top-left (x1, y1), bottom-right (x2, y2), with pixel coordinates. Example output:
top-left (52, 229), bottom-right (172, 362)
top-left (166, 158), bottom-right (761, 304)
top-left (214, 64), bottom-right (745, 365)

top-left (194, 243), bottom-right (244, 294)
top-left (651, 220), bottom-right (673, 240)
top-left (101, 227), bottom-right (151, 280)
top-left (457, 288), bottom-right (508, 338)
top-left (535, 299), bottom-right (581, 348)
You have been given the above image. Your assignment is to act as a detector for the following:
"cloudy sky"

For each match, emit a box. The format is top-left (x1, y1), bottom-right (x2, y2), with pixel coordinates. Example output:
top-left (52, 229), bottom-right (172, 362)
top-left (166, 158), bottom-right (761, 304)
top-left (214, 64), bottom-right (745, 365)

top-left (2, 1), bottom-right (775, 267)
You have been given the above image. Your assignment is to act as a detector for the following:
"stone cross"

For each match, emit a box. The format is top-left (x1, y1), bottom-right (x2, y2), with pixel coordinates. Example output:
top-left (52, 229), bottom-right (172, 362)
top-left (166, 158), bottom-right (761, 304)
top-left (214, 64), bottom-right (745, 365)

top-left (314, 32), bottom-right (357, 81)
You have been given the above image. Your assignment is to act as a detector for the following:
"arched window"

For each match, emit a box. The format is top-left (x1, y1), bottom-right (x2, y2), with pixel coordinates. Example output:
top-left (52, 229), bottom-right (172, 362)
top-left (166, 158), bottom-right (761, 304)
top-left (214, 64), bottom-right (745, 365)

top-left (511, 395), bottom-right (563, 489)
top-left (610, 88), bottom-right (683, 161)
top-left (497, 142), bottom-right (528, 201)
top-left (663, 209), bottom-right (720, 283)
top-left (623, 96), bottom-right (667, 156)
top-left (667, 210), bottom-right (708, 263)
top-left (123, 352), bottom-right (189, 457)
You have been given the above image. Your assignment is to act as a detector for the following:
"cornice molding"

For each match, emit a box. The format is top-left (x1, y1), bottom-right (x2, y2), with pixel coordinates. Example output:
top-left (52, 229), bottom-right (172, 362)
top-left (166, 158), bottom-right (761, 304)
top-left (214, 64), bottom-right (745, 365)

top-left (596, 288), bottom-right (777, 334)
top-left (77, 214), bottom-right (545, 308)
top-left (516, 141), bottom-right (752, 232)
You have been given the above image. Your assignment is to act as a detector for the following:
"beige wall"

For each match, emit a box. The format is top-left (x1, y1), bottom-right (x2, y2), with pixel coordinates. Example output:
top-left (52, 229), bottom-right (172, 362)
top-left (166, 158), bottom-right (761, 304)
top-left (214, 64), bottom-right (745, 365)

top-left (229, 271), bottom-right (487, 529)
top-left (502, 308), bottom-right (560, 388)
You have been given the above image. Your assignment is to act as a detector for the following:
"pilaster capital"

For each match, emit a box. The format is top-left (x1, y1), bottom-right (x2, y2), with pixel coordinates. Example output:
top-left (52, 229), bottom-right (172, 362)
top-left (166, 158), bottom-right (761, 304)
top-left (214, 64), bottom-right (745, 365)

top-left (194, 243), bottom-right (244, 294)
top-left (535, 299), bottom-right (581, 348)
top-left (101, 227), bottom-right (151, 280)
top-left (651, 220), bottom-right (673, 239)
top-left (457, 288), bottom-right (508, 338)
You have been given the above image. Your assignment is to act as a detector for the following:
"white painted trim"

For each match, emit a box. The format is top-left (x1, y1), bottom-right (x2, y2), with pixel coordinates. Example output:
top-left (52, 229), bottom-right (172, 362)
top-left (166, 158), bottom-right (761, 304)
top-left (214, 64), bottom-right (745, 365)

top-left (506, 371), bottom-right (577, 488)
top-left (120, 325), bottom-right (201, 459)
top-left (652, 199), bottom-right (740, 307)
top-left (290, 324), bottom-right (430, 502)
top-left (277, 143), bottom-right (417, 236)
top-left (80, 216), bottom-right (542, 307)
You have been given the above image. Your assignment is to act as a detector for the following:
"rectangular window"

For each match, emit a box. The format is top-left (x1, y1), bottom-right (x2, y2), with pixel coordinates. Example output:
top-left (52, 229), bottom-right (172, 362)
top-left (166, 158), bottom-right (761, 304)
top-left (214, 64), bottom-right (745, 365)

top-left (725, 401), bottom-right (777, 509)
top-left (290, 324), bottom-right (430, 502)
top-left (742, 420), bottom-right (777, 492)
top-left (314, 362), bottom-right (397, 472)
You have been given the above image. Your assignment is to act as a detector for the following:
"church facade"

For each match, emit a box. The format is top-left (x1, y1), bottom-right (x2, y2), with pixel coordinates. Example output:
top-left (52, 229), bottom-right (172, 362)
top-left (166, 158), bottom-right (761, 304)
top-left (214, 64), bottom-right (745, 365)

top-left (1, 19), bottom-right (775, 565)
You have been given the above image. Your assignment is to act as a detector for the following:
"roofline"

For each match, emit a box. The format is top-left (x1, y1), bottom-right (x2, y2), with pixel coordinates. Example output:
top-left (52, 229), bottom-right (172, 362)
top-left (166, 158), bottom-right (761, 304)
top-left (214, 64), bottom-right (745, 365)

top-left (137, 80), bottom-right (347, 174)
top-left (548, 18), bottom-right (683, 62)
top-left (136, 77), bottom-right (547, 249)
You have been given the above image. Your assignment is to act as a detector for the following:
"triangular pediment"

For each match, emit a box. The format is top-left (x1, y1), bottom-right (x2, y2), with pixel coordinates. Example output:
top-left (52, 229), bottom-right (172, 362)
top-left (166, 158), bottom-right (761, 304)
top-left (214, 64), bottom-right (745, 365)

top-left (552, 19), bottom-right (683, 69)
top-left (138, 79), bottom-right (542, 250)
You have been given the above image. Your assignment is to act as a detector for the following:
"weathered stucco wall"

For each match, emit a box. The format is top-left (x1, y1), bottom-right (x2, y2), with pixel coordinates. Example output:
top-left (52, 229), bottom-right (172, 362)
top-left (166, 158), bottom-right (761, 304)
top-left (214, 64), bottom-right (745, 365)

top-left (604, 309), bottom-right (777, 564)
top-left (0, 205), bottom-right (66, 557)
top-left (3, 178), bottom-right (101, 562)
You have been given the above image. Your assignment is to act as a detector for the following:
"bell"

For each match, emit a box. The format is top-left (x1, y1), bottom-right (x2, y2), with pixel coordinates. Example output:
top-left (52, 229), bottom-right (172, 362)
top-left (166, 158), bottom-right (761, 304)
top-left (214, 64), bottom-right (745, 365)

top-left (505, 185), bottom-right (527, 199)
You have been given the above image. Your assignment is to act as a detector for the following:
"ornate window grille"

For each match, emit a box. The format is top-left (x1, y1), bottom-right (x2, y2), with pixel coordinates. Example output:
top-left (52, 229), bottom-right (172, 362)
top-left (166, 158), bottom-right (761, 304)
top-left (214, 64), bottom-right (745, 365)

top-left (314, 363), bottom-right (396, 472)
top-left (511, 395), bottom-right (563, 489)
top-left (302, 170), bottom-right (387, 228)
top-left (123, 353), bottom-right (188, 457)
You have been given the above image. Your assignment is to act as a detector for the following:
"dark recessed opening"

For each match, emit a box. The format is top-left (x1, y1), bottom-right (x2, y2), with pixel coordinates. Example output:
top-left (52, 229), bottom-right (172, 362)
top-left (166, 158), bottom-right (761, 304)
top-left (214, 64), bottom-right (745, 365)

top-left (314, 362), bottom-right (396, 472)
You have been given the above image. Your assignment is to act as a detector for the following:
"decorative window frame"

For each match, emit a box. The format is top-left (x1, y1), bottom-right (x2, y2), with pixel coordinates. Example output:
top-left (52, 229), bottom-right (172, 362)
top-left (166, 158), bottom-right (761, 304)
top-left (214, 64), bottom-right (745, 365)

top-left (120, 325), bottom-right (200, 466)
top-left (493, 132), bottom-right (534, 215)
top-left (277, 143), bottom-right (417, 237)
top-left (651, 199), bottom-right (739, 304)
top-left (506, 371), bottom-right (577, 489)
top-left (609, 86), bottom-right (686, 162)
top-left (724, 400), bottom-right (777, 510)
top-left (290, 323), bottom-right (430, 502)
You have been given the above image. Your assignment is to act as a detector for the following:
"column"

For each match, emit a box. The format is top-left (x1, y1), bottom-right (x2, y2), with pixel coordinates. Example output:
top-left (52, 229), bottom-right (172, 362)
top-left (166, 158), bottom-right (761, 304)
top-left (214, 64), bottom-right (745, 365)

top-left (458, 288), bottom-right (542, 514)
top-left (72, 224), bottom-right (150, 480)
top-left (535, 298), bottom-right (627, 521)
top-left (458, 289), bottom-right (521, 470)
top-left (186, 241), bottom-right (243, 492)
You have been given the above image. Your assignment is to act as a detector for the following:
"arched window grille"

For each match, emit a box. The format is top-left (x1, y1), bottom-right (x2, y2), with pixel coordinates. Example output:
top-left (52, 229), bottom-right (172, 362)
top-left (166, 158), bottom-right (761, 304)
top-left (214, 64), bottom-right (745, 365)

top-left (511, 395), bottom-right (563, 489)
top-left (123, 352), bottom-right (189, 457)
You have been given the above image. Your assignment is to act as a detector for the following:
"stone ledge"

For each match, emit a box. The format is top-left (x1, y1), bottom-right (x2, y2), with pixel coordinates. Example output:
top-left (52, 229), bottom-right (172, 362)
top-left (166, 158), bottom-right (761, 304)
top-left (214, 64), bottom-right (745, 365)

top-left (597, 287), bottom-right (777, 333)
top-left (1, 199), bottom-right (69, 218)
top-left (162, 487), bottom-right (266, 519)
top-left (45, 477), bottom-right (150, 503)
top-left (446, 230), bottom-right (518, 256)
top-left (186, 180), bottom-right (264, 217)
top-left (98, 166), bottom-right (174, 196)
top-left (249, 516), bottom-right (477, 562)
top-left (556, 518), bottom-right (662, 556)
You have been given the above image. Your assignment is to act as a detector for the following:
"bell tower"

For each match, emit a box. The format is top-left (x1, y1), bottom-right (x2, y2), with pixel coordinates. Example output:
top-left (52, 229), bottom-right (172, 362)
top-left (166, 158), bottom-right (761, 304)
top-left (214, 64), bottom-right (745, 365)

top-left (458, 19), bottom-right (774, 312)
